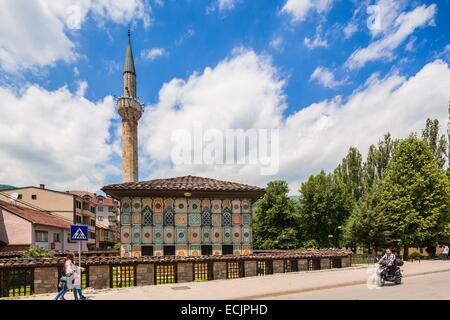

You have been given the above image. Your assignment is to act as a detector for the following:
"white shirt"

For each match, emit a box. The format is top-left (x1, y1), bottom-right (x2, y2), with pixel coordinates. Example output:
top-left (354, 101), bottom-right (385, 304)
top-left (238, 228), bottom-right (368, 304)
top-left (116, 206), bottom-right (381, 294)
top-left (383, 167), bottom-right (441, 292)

top-left (443, 246), bottom-right (449, 254)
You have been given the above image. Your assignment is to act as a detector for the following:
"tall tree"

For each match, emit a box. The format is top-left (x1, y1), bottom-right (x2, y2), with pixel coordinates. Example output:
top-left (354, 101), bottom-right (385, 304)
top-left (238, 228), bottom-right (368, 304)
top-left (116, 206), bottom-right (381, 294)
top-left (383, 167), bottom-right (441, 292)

top-left (299, 171), bottom-right (353, 247)
top-left (253, 181), bottom-right (300, 250)
top-left (422, 118), bottom-right (447, 169)
top-left (376, 135), bottom-right (450, 259)
top-left (343, 187), bottom-right (389, 254)
top-left (363, 133), bottom-right (395, 191)
top-left (334, 147), bottom-right (364, 202)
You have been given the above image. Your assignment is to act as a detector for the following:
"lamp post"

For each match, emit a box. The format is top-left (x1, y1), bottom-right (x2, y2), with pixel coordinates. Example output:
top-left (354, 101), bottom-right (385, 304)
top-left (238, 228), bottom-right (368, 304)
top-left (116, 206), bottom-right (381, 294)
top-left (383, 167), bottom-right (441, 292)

top-left (334, 226), bottom-right (342, 248)
top-left (328, 234), bottom-right (333, 247)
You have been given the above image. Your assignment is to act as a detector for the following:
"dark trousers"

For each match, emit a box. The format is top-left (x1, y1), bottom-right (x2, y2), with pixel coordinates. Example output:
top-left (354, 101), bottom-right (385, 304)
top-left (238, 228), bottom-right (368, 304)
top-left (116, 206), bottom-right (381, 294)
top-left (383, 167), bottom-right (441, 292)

top-left (73, 288), bottom-right (86, 300)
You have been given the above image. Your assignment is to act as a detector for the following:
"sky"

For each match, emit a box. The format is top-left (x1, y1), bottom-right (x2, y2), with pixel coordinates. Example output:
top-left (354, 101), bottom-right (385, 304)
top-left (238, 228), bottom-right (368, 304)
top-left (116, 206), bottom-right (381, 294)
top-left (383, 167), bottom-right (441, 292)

top-left (0, 0), bottom-right (449, 194)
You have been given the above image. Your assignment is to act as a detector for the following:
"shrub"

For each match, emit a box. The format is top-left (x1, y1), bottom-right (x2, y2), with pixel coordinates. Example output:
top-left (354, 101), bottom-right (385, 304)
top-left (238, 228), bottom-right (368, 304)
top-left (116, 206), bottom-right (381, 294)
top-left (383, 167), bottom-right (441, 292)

top-left (21, 246), bottom-right (54, 258)
top-left (409, 252), bottom-right (424, 260)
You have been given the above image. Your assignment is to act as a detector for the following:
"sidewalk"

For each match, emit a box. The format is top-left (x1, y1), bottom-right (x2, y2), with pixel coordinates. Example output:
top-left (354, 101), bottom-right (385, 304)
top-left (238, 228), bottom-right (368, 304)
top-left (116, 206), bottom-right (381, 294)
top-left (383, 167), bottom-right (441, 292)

top-left (13, 260), bottom-right (450, 300)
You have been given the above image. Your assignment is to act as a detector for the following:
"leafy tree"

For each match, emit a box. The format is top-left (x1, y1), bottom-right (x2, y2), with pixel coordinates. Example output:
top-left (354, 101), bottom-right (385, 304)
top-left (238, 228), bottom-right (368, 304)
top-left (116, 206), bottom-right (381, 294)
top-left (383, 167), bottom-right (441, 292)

top-left (298, 171), bottom-right (353, 247)
top-left (343, 187), bottom-right (389, 254)
top-left (422, 118), bottom-right (447, 169)
top-left (334, 147), bottom-right (364, 202)
top-left (375, 135), bottom-right (450, 259)
top-left (363, 133), bottom-right (396, 191)
top-left (253, 181), bottom-right (300, 249)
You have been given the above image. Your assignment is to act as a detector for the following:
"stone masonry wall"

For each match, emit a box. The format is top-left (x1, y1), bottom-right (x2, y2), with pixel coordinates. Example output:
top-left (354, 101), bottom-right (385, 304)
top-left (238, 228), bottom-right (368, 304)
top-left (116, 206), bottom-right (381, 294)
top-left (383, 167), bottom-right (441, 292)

top-left (213, 261), bottom-right (227, 280)
top-left (89, 265), bottom-right (110, 289)
top-left (177, 263), bottom-right (193, 283)
top-left (136, 264), bottom-right (154, 286)
top-left (321, 258), bottom-right (331, 270)
top-left (298, 259), bottom-right (308, 271)
top-left (244, 260), bottom-right (257, 277)
top-left (34, 267), bottom-right (58, 294)
top-left (273, 260), bottom-right (284, 273)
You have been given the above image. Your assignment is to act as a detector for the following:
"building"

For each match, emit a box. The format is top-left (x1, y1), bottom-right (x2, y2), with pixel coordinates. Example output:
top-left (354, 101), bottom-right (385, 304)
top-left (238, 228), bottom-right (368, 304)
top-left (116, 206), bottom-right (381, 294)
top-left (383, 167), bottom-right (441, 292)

top-left (0, 199), bottom-right (77, 252)
top-left (102, 176), bottom-right (265, 257)
top-left (68, 191), bottom-right (120, 250)
top-left (67, 191), bottom-right (119, 229)
top-left (0, 185), bottom-right (96, 250)
top-left (95, 220), bottom-right (118, 250)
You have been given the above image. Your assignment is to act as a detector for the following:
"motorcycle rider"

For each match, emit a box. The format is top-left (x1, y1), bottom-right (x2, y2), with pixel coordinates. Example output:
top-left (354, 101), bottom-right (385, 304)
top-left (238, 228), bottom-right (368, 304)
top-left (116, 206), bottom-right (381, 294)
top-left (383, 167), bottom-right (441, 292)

top-left (378, 248), bottom-right (396, 276)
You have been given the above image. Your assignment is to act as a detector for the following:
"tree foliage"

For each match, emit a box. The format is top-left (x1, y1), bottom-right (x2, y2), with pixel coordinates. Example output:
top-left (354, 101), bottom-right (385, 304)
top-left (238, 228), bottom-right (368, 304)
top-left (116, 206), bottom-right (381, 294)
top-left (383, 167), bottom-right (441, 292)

top-left (298, 171), bottom-right (353, 247)
top-left (253, 181), bottom-right (300, 249)
top-left (375, 135), bottom-right (450, 258)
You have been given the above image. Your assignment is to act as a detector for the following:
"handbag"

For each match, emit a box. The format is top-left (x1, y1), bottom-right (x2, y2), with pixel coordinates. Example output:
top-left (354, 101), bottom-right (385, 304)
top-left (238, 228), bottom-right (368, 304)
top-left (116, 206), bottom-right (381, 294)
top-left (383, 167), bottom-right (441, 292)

top-left (58, 275), bottom-right (68, 289)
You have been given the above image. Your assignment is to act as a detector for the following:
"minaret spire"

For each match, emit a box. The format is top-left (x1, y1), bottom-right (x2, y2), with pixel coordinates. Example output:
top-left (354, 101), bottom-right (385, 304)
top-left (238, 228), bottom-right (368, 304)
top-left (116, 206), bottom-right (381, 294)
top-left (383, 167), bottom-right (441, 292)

top-left (117, 28), bottom-right (142, 183)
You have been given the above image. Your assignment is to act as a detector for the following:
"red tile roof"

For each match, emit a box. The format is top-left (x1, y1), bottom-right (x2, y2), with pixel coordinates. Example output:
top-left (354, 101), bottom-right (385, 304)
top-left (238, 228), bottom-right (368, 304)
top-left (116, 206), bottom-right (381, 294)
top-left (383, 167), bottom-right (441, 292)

top-left (66, 191), bottom-right (118, 206)
top-left (0, 200), bottom-right (71, 229)
top-left (102, 175), bottom-right (265, 192)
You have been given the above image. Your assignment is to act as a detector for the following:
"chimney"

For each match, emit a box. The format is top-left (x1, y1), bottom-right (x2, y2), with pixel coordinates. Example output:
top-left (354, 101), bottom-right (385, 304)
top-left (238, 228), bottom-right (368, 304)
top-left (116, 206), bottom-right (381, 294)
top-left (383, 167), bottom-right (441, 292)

top-left (39, 184), bottom-right (45, 189)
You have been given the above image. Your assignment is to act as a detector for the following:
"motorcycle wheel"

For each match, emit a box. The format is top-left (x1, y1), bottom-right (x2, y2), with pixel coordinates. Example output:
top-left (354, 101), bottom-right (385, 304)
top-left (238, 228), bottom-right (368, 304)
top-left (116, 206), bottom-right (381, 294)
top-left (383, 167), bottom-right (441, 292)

top-left (395, 278), bottom-right (402, 285)
top-left (377, 276), bottom-right (385, 287)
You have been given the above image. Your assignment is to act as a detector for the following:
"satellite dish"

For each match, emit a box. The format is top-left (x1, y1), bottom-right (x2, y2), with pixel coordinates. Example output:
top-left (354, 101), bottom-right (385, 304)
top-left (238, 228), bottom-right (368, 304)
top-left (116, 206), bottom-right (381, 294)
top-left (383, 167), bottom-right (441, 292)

top-left (9, 193), bottom-right (18, 204)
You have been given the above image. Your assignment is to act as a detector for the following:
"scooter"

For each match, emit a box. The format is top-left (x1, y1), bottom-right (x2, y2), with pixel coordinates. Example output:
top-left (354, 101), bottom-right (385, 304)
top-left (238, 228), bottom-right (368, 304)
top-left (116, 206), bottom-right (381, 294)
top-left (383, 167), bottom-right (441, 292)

top-left (377, 261), bottom-right (402, 286)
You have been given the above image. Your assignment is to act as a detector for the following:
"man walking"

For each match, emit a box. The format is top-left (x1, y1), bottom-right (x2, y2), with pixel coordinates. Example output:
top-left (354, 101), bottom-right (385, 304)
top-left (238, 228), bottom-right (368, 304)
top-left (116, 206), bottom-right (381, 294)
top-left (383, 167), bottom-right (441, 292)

top-left (443, 245), bottom-right (449, 260)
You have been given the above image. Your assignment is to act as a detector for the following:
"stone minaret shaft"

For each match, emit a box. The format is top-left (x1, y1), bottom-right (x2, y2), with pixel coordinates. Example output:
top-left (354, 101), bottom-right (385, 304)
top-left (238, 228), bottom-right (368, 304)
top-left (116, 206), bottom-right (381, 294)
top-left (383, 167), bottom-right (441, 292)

top-left (117, 29), bottom-right (142, 183)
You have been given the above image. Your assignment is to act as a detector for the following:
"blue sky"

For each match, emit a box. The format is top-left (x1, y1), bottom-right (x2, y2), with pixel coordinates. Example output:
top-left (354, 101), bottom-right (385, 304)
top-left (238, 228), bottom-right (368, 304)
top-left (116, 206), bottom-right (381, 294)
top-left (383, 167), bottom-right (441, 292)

top-left (0, 0), bottom-right (449, 193)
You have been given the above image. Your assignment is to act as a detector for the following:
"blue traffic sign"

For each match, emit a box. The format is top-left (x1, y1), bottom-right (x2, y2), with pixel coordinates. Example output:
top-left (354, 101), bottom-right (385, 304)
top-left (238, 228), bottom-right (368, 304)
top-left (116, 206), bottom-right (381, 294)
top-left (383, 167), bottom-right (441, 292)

top-left (70, 225), bottom-right (89, 241)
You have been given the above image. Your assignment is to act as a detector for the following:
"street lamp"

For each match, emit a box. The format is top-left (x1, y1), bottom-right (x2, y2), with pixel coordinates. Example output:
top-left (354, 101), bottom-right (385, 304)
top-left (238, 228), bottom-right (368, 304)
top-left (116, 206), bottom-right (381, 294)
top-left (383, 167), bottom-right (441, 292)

top-left (334, 226), bottom-right (342, 248)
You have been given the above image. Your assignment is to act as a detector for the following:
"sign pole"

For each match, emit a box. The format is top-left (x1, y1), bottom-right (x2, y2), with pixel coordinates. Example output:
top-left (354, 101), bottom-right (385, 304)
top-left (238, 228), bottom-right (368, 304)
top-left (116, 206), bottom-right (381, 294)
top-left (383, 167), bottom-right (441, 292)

top-left (78, 240), bottom-right (81, 271)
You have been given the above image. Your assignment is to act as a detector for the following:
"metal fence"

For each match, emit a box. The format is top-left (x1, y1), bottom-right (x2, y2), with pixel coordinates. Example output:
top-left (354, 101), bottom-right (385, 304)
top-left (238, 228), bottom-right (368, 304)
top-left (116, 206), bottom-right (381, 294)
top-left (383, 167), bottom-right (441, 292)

top-left (0, 268), bottom-right (34, 298)
top-left (193, 262), bottom-right (213, 282)
top-left (351, 255), bottom-right (377, 265)
top-left (155, 264), bottom-right (177, 285)
top-left (257, 260), bottom-right (273, 276)
top-left (110, 265), bottom-right (136, 288)
top-left (227, 261), bottom-right (244, 279)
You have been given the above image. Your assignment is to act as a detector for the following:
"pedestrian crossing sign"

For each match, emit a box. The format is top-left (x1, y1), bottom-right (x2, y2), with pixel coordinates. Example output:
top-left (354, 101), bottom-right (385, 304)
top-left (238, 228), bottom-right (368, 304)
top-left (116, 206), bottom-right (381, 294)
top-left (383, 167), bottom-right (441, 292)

top-left (70, 225), bottom-right (89, 241)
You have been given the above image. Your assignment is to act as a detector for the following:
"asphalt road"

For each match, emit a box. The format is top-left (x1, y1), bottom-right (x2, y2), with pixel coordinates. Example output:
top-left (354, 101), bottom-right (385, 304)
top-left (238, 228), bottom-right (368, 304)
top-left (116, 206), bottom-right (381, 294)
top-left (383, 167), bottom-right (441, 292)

top-left (266, 270), bottom-right (450, 300)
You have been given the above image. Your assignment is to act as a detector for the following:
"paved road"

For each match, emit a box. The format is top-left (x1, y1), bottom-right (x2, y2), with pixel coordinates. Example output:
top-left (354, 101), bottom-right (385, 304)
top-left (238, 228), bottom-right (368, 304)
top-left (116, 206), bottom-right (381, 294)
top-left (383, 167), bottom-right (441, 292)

top-left (12, 260), bottom-right (450, 300)
top-left (266, 270), bottom-right (450, 300)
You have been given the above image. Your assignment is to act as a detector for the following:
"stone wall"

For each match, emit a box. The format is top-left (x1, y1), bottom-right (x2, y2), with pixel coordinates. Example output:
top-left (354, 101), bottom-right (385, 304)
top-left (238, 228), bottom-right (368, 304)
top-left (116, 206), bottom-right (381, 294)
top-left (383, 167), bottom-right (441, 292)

top-left (34, 267), bottom-right (58, 294)
top-left (341, 255), bottom-right (351, 268)
top-left (89, 265), bottom-right (110, 289)
top-left (321, 258), bottom-right (331, 270)
top-left (136, 264), bottom-right (154, 286)
top-left (298, 259), bottom-right (308, 271)
top-left (213, 261), bottom-right (227, 280)
top-left (177, 263), bottom-right (193, 283)
top-left (244, 260), bottom-right (257, 277)
top-left (273, 260), bottom-right (284, 273)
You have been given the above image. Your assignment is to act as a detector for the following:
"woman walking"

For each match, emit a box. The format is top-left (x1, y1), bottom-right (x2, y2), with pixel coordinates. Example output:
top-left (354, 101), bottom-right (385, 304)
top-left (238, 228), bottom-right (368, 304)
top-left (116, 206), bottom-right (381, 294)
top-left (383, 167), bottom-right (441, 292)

top-left (73, 266), bottom-right (87, 300)
top-left (53, 253), bottom-right (75, 300)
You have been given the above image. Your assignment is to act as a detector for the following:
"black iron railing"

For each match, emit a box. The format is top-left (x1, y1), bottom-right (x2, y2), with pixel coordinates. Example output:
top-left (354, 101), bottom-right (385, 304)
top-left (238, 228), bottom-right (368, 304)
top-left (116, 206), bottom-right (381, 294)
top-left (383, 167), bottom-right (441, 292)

top-left (193, 262), bottom-right (213, 282)
top-left (0, 268), bottom-right (34, 297)
top-left (226, 261), bottom-right (244, 279)
top-left (257, 260), bottom-right (273, 276)
top-left (155, 264), bottom-right (177, 285)
top-left (110, 265), bottom-right (136, 288)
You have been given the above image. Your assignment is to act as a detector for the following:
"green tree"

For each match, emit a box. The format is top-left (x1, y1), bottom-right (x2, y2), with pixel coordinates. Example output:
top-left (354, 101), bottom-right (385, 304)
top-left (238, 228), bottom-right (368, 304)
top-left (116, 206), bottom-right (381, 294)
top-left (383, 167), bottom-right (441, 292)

top-left (363, 133), bottom-right (396, 191)
top-left (334, 147), bottom-right (364, 202)
top-left (422, 118), bottom-right (447, 169)
top-left (253, 181), bottom-right (300, 250)
top-left (343, 187), bottom-right (388, 254)
top-left (376, 135), bottom-right (450, 259)
top-left (21, 245), bottom-right (54, 258)
top-left (299, 171), bottom-right (353, 247)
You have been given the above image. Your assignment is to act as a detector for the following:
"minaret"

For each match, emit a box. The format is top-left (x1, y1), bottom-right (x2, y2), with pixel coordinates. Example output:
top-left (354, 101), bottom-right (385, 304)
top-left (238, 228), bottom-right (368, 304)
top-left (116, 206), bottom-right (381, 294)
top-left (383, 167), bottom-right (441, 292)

top-left (117, 29), bottom-right (142, 183)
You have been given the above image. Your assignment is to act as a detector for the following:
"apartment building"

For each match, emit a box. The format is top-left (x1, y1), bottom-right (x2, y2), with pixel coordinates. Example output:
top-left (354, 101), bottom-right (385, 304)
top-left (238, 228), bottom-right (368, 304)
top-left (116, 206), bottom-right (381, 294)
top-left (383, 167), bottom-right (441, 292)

top-left (0, 185), bottom-right (96, 251)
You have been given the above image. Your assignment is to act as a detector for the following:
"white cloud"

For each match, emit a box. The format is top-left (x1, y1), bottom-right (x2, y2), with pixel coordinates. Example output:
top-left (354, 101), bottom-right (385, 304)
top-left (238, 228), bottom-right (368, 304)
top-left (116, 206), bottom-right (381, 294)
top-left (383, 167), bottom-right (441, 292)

top-left (346, 4), bottom-right (436, 70)
top-left (343, 22), bottom-right (358, 39)
top-left (0, 84), bottom-right (119, 191)
top-left (0, 0), bottom-right (151, 73)
top-left (75, 80), bottom-right (88, 96)
top-left (269, 36), bottom-right (285, 52)
top-left (310, 67), bottom-right (344, 88)
top-left (281, 0), bottom-right (333, 23)
top-left (141, 48), bottom-right (167, 61)
top-left (304, 35), bottom-right (327, 49)
top-left (207, 0), bottom-right (238, 14)
top-left (138, 48), bottom-right (450, 192)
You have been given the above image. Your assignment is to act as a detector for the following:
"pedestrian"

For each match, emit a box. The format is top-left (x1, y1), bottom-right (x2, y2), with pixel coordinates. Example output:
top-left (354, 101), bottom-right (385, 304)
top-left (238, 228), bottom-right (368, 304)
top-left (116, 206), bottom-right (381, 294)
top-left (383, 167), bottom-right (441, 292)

top-left (73, 266), bottom-right (87, 300)
top-left (53, 253), bottom-right (75, 300)
top-left (443, 245), bottom-right (449, 260)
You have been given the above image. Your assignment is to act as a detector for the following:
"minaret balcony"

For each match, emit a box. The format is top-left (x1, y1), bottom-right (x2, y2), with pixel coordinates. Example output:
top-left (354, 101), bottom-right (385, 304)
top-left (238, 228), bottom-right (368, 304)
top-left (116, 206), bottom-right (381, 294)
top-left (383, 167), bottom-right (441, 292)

top-left (117, 96), bottom-right (142, 120)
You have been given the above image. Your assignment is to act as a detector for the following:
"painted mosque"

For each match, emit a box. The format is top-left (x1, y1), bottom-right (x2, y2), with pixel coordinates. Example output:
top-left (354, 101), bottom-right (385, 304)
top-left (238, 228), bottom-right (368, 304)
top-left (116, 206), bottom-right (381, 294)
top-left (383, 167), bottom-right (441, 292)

top-left (102, 31), bottom-right (265, 257)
